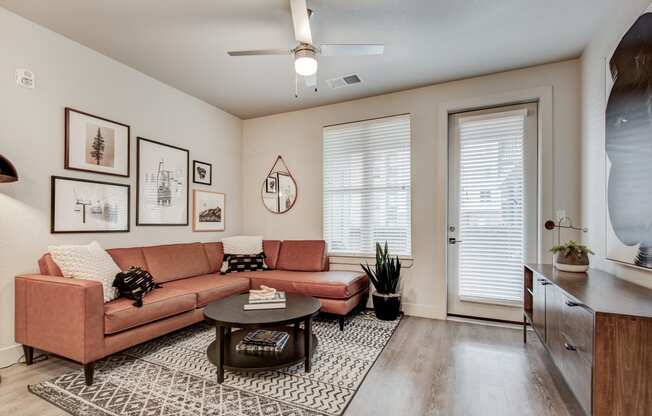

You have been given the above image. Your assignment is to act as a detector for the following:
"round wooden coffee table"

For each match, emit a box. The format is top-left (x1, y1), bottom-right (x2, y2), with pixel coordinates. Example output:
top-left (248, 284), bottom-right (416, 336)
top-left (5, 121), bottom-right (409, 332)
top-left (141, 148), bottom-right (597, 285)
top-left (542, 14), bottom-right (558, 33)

top-left (203, 293), bottom-right (320, 383)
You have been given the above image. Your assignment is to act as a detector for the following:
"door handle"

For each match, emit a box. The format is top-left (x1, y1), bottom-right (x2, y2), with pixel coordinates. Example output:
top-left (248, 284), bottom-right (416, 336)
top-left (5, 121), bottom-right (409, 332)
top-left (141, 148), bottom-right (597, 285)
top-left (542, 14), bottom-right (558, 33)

top-left (448, 238), bottom-right (464, 244)
top-left (565, 300), bottom-right (584, 308)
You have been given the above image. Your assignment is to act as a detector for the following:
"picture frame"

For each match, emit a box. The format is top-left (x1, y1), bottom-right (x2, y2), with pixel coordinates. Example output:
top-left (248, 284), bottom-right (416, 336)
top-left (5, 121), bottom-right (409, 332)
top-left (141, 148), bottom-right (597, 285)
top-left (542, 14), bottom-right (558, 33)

top-left (137, 137), bottom-right (189, 226)
top-left (51, 176), bottom-right (130, 233)
top-left (193, 190), bottom-right (225, 232)
top-left (65, 107), bottom-right (130, 177)
top-left (193, 160), bottom-right (212, 185)
top-left (265, 174), bottom-right (278, 193)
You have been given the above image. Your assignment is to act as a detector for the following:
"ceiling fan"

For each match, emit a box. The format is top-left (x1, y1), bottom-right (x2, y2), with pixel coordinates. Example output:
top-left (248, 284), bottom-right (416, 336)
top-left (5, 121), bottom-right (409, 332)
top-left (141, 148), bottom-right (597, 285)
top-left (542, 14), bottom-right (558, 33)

top-left (227, 0), bottom-right (384, 93)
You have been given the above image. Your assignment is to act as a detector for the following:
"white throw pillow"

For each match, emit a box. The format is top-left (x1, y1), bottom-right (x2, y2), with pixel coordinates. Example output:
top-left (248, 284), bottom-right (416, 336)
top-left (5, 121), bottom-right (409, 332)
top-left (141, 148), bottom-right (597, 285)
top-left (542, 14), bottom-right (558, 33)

top-left (48, 241), bottom-right (121, 303)
top-left (222, 235), bottom-right (264, 255)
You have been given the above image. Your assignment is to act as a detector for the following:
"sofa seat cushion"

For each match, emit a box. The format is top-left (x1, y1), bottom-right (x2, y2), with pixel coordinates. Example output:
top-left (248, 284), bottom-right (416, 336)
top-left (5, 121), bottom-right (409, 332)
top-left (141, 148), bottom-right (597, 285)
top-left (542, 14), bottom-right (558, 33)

top-left (104, 288), bottom-right (196, 335)
top-left (243, 270), bottom-right (369, 300)
top-left (164, 273), bottom-right (250, 307)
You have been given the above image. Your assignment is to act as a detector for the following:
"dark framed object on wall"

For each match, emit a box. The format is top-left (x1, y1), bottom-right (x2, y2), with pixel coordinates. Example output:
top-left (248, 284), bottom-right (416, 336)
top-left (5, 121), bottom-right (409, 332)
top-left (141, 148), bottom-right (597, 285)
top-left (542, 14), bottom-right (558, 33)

top-left (193, 160), bottom-right (212, 185)
top-left (51, 176), bottom-right (130, 233)
top-left (136, 137), bottom-right (189, 226)
top-left (65, 107), bottom-right (130, 177)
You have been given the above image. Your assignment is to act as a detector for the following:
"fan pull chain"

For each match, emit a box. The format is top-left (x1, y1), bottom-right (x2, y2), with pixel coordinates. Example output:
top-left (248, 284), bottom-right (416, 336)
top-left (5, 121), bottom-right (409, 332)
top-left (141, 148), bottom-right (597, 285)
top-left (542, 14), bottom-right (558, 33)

top-left (294, 73), bottom-right (299, 98)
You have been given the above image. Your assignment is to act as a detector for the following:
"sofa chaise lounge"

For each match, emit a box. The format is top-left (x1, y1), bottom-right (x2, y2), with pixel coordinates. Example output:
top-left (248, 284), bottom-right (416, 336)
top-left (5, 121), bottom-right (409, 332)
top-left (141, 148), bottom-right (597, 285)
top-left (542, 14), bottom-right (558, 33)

top-left (15, 240), bottom-right (369, 385)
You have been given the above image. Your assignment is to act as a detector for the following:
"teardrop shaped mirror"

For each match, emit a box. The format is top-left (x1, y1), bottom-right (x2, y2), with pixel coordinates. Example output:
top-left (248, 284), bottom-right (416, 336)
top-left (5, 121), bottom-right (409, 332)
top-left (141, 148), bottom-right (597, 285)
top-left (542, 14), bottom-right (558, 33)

top-left (261, 156), bottom-right (297, 214)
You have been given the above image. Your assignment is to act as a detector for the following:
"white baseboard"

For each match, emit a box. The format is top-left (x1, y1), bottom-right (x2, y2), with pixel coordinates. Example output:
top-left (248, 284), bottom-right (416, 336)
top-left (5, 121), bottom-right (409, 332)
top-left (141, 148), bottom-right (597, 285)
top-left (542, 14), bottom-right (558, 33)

top-left (0, 343), bottom-right (23, 367)
top-left (401, 302), bottom-right (444, 320)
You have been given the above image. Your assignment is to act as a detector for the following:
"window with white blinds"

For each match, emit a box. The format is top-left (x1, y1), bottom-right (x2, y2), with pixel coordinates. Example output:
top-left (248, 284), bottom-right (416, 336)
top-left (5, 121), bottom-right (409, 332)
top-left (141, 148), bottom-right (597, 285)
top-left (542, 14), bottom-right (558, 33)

top-left (323, 114), bottom-right (412, 257)
top-left (456, 109), bottom-right (531, 304)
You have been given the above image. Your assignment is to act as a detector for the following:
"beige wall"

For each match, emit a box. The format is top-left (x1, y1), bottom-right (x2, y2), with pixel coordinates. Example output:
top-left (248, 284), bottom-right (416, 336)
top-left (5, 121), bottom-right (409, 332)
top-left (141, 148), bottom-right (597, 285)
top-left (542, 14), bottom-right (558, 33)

top-left (0, 9), bottom-right (243, 365)
top-left (243, 60), bottom-right (582, 320)
top-left (580, 0), bottom-right (652, 289)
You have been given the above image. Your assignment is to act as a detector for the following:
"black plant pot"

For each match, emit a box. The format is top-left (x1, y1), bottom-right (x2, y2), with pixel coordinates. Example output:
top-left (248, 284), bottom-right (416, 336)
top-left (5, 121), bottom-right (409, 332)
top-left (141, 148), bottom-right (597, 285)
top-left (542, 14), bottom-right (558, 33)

top-left (372, 293), bottom-right (401, 321)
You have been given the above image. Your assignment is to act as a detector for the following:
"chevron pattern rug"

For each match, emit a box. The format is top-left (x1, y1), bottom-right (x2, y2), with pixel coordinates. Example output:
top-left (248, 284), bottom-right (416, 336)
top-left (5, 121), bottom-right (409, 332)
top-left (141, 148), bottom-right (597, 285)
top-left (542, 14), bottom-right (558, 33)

top-left (29, 311), bottom-right (401, 415)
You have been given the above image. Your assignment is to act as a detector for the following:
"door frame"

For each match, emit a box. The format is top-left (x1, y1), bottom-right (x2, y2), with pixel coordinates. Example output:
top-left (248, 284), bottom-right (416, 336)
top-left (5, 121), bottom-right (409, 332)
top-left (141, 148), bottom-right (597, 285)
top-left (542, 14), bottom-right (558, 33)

top-left (437, 86), bottom-right (553, 320)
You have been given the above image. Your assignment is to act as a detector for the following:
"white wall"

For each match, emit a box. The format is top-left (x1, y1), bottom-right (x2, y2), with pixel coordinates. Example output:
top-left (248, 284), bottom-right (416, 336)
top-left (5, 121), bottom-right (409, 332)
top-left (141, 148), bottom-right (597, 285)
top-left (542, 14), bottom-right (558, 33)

top-left (580, 0), bottom-right (652, 289)
top-left (0, 8), bottom-right (243, 365)
top-left (242, 60), bottom-right (582, 321)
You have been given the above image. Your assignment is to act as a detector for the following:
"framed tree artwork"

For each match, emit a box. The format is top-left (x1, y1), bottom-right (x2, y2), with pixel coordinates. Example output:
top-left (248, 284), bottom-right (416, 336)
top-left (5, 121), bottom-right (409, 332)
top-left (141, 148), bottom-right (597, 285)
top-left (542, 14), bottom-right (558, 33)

top-left (137, 137), bottom-right (189, 226)
top-left (65, 108), bottom-right (130, 177)
top-left (51, 176), bottom-right (130, 233)
top-left (193, 160), bottom-right (212, 185)
top-left (193, 190), bottom-right (225, 232)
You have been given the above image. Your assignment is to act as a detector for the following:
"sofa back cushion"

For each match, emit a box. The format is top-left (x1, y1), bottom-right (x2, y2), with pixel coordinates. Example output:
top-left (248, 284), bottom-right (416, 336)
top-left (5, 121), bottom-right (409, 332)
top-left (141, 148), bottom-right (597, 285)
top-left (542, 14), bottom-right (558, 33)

top-left (203, 242), bottom-right (225, 273)
top-left (263, 240), bottom-right (282, 269)
top-left (276, 240), bottom-right (328, 272)
top-left (142, 243), bottom-right (211, 283)
top-left (38, 254), bottom-right (64, 277)
top-left (106, 247), bottom-right (148, 271)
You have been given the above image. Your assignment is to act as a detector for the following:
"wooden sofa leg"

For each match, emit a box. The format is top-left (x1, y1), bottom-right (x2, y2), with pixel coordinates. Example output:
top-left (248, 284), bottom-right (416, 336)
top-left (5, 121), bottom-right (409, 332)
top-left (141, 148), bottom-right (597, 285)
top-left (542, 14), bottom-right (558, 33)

top-left (23, 346), bottom-right (34, 365)
top-left (84, 362), bottom-right (95, 386)
top-left (339, 316), bottom-right (345, 331)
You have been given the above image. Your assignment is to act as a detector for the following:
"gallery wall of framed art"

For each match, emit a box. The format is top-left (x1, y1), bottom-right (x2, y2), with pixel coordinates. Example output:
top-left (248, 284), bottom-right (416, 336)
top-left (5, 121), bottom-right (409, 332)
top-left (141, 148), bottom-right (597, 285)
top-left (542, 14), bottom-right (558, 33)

top-left (137, 137), bottom-right (189, 226)
top-left (53, 107), bottom-right (228, 234)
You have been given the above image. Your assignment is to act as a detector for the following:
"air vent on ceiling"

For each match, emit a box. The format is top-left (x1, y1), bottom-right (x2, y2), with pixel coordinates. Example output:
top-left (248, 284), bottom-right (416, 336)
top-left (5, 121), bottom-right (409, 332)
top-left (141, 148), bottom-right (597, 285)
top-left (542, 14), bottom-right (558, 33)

top-left (326, 74), bottom-right (363, 89)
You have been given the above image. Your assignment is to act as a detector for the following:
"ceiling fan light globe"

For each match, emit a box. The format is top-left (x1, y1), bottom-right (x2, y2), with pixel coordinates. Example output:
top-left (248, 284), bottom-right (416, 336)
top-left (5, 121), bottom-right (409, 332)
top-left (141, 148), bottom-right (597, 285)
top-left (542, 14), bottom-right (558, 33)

top-left (294, 56), bottom-right (317, 76)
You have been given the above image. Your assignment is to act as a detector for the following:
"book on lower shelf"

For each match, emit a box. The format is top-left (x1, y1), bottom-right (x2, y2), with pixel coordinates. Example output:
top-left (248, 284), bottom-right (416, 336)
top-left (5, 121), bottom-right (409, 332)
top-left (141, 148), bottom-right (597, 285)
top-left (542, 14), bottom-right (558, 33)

top-left (243, 302), bottom-right (286, 310)
top-left (236, 330), bottom-right (289, 353)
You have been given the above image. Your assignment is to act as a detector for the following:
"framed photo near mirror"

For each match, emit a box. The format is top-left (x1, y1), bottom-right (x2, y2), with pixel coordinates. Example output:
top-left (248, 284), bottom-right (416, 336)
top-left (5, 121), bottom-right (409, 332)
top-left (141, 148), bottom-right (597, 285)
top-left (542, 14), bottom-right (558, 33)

top-left (261, 156), bottom-right (297, 214)
top-left (65, 108), bottom-right (130, 177)
top-left (193, 190), bottom-right (225, 232)
top-left (137, 137), bottom-right (189, 226)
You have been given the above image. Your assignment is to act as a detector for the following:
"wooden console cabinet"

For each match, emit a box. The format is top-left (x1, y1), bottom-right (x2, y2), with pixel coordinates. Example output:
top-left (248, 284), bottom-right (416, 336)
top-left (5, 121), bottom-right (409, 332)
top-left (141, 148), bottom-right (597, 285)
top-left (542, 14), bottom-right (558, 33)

top-left (523, 264), bottom-right (652, 416)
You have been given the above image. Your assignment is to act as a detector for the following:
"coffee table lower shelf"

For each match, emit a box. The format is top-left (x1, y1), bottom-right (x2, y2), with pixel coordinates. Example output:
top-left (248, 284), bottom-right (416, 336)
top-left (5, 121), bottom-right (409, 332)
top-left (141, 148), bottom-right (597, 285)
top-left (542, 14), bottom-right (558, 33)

top-left (207, 326), bottom-right (318, 376)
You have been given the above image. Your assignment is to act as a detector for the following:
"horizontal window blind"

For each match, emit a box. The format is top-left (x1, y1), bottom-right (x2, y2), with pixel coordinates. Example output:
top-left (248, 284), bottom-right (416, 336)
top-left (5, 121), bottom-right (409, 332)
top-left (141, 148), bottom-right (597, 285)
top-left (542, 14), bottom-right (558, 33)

top-left (323, 115), bottom-right (412, 256)
top-left (457, 110), bottom-right (527, 304)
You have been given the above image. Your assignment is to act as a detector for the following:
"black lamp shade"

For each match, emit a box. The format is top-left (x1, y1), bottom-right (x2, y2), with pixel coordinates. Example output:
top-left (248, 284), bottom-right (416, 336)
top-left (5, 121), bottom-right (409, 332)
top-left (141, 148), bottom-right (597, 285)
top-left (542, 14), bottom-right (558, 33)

top-left (0, 154), bottom-right (18, 183)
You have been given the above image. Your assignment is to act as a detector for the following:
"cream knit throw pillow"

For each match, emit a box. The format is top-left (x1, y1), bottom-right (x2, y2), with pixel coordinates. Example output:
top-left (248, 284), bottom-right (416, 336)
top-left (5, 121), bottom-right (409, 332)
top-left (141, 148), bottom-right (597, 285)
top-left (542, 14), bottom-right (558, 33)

top-left (222, 235), bottom-right (264, 255)
top-left (48, 241), bottom-right (121, 303)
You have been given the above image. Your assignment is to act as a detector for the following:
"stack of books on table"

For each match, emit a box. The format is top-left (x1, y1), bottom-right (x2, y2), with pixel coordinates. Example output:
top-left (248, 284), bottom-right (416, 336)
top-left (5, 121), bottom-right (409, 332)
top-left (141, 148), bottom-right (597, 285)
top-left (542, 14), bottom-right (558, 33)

top-left (243, 286), bottom-right (286, 310)
top-left (236, 329), bottom-right (289, 353)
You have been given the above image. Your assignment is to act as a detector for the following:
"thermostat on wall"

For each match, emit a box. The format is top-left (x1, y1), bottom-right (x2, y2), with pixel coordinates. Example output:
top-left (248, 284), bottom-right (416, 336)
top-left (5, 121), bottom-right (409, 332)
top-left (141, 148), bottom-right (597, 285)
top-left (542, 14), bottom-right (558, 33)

top-left (15, 68), bottom-right (35, 89)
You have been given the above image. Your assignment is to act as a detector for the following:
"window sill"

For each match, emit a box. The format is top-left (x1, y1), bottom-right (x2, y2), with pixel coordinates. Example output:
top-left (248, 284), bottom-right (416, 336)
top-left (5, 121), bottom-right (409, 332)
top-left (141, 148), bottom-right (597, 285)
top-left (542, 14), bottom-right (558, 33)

top-left (328, 253), bottom-right (414, 268)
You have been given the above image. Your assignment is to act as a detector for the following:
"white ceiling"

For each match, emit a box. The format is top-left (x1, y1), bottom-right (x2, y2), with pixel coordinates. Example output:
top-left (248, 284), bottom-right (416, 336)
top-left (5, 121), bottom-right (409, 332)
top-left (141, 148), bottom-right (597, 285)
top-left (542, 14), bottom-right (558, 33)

top-left (1, 0), bottom-right (614, 119)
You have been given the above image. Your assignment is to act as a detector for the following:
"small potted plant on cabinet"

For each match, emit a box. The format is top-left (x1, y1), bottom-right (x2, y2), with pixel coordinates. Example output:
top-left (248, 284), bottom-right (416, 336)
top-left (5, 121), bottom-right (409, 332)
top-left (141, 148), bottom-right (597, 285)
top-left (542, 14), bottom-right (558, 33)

top-left (361, 242), bottom-right (403, 320)
top-left (550, 240), bottom-right (594, 272)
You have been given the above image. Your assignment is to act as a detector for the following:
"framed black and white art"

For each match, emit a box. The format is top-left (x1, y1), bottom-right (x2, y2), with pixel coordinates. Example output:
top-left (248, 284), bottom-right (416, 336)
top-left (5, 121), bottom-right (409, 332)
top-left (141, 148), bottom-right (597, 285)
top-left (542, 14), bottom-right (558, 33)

top-left (193, 190), bottom-right (225, 232)
top-left (137, 137), bottom-right (189, 226)
top-left (65, 108), bottom-right (130, 177)
top-left (51, 176), bottom-right (130, 233)
top-left (193, 160), bottom-right (212, 185)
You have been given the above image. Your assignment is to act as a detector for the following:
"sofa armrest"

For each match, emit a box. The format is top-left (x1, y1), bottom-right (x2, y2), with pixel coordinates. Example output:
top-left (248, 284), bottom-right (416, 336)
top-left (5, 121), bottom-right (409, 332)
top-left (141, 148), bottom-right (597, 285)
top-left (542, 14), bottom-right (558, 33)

top-left (15, 274), bottom-right (105, 363)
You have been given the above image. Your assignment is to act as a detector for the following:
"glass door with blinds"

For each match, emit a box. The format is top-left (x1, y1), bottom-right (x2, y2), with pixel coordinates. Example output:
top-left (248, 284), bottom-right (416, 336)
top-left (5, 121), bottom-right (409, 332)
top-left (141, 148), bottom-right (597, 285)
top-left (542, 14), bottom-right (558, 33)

top-left (447, 103), bottom-right (538, 322)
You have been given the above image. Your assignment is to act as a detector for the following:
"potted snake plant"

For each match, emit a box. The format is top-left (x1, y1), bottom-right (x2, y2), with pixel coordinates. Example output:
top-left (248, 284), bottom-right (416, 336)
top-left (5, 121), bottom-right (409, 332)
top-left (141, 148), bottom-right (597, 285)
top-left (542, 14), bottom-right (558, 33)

top-left (361, 242), bottom-right (402, 320)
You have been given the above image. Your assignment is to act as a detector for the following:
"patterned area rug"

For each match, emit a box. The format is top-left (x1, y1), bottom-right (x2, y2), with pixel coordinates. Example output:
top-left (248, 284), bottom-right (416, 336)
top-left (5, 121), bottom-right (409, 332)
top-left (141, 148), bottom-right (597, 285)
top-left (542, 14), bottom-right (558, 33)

top-left (30, 311), bottom-right (401, 416)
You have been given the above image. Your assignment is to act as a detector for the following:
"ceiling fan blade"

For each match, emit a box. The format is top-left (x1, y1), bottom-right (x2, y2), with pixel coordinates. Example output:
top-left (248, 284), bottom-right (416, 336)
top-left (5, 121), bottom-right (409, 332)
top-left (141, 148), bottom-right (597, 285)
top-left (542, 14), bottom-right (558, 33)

top-left (227, 49), bottom-right (291, 56)
top-left (320, 44), bottom-right (385, 56)
top-left (304, 74), bottom-right (317, 87)
top-left (290, 0), bottom-right (313, 45)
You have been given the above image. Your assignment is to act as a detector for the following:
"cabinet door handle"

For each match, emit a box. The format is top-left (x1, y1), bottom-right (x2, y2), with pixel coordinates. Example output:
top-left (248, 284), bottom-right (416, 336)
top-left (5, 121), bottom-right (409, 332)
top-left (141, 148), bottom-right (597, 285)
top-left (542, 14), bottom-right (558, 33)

top-left (541, 281), bottom-right (552, 286)
top-left (564, 342), bottom-right (577, 351)
top-left (565, 300), bottom-right (583, 307)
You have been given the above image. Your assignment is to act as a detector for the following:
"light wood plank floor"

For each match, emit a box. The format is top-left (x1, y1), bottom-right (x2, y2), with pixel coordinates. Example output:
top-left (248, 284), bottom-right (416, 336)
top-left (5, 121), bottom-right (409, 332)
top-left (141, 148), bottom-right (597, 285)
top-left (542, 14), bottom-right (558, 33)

top-left (0, 317), bottom-right (583, 416)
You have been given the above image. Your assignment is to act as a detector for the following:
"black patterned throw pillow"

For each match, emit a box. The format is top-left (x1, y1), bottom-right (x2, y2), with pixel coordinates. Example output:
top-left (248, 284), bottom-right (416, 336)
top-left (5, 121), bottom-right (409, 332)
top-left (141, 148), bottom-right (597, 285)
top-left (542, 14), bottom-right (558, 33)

top-left (113, 267), bottom-right (161, 307)
top-left (221, 253), bottom-right (269, 274)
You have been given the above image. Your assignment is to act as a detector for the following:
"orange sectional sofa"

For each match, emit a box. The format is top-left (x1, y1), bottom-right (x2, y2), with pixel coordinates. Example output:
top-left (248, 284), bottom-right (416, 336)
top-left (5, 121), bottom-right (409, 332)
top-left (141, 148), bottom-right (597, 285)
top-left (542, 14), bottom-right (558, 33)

top-left (14, 240), bottom-right (369, 385)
